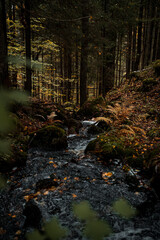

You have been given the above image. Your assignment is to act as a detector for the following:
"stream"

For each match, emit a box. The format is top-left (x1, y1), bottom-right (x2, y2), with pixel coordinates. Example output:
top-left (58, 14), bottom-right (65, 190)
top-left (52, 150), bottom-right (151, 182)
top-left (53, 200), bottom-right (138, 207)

top-left (0, 121), bottom-right (160, 240)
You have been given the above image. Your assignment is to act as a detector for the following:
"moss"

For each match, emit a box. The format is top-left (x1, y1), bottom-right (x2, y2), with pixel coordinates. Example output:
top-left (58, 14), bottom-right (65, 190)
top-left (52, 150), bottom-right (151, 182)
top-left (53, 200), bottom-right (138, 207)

top-left (87, 125), bottom-right (105, 135)
top-left (29, 125), bottom-right (67, 150)
top-left (147, 128), bottom-right (160, 139)
top-left (153, 60), bottom-right (160, 77)
top-left (91, 96), bottom-right (106, 105)
top-left (141, 78), bottom-right (158, 92)
top-left (85, 133), bottom-right (137, 163)
top-left (85, 139), bottom-right (97, 153)
top-left (78, 101), bottom-right (100, 118)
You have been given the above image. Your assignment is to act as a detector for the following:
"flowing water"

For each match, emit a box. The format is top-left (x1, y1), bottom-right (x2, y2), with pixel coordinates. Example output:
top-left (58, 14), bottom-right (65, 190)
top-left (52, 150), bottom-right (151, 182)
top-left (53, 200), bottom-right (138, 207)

top-left (0, 121), bottom-right (160, 240)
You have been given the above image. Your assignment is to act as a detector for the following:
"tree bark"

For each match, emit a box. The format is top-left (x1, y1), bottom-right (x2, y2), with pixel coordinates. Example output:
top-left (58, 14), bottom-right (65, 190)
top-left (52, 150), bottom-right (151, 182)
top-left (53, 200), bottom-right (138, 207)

top-left (0, 0), bottom-right (9, 88)
top-left (80, 0), bottom-right (89, 106)
top-left (135, 0), bottom-right (143, 70)
top-left (24, 0), bottom-right (32, 95)
top-left (126, 27), bottom-right (132, 78)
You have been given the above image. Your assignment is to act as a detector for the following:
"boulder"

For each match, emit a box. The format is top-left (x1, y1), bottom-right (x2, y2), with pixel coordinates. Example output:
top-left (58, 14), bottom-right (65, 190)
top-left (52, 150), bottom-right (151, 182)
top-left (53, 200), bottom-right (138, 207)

top-left (23, 199), bottom-right (42, 229)
top-left (66, 118), bottom-right (83, 134)
top-left (29, 125), bottom-right (67, 150)
top-left (36, 178), bottom-right (59, 191)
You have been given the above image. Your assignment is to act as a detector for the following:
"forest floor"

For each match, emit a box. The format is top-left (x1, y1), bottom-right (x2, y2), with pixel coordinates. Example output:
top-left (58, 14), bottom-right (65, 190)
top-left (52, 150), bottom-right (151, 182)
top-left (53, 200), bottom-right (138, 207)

top-left (0, 63), bottom-right (160, 240)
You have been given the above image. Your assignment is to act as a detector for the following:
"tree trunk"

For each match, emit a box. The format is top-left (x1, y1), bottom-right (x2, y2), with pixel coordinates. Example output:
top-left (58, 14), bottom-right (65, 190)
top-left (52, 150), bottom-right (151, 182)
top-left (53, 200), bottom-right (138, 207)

top-left (24, 0), bottom-right (32, 95)
top-left (126, 27), bottom-right (132, 78)
top-left (135, 0), bottom-right (143, 70)
top-left (67, 49), bottom-right (72, 102)
top-left (0, 0), bottom-right (9, 88)
top-left (80, 0), bottom-right (89, 106)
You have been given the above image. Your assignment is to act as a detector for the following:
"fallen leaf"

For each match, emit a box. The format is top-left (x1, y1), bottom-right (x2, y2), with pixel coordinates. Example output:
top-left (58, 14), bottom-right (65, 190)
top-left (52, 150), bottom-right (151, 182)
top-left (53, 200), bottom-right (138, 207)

top-left (49, 161), bottom-right (54, 164)
top-left (102, 172), bottom-right (113, 179)
top-left (16, 230), bottom-right (21, 235)
top-left (72, 194), bottom-right (77, 198)
top-left (43, 191), bottom-right (49, 195)
top-left (74, 177), bottom-right (79, 181)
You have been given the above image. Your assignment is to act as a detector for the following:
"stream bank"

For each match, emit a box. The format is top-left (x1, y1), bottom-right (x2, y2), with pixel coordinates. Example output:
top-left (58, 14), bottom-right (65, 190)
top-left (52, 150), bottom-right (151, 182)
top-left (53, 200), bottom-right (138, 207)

top-left (0, 121), bottom-right (160, 240)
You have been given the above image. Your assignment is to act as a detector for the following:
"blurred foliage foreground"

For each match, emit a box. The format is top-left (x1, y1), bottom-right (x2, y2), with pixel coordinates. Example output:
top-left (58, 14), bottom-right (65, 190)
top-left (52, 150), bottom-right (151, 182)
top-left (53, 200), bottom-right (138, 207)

top-left (27, 199), bottom-right (136, 240)
top-left (0, 89), bottom-right (29, 187)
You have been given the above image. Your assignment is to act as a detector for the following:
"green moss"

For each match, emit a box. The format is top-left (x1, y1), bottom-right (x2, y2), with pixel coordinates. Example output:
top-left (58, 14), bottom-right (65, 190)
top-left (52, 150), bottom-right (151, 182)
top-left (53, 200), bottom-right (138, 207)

top-left (85, 133), bottom-right (137, 162)
top-left (78, 102), bottom-right (100, 118)
top-left (91, 96), bottom-right (106, 105)
top-left (30, 125), bottom-right (67, 150)
top-left (141, 78), bottom-right (158, 92)
top-left (153, 60), bottom-right (160, 77)
top-left (147, 128), bottom-right (160, 139)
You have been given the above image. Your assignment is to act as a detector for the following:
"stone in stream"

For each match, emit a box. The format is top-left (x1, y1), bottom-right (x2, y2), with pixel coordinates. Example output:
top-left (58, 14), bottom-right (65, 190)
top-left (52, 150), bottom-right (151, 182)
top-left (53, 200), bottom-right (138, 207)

top-left (23, 199), bottom-right (42, 229)
top-left (36, 178), bottom-right (59, 191)
top-left (29, 125), bottom-right (67, 150)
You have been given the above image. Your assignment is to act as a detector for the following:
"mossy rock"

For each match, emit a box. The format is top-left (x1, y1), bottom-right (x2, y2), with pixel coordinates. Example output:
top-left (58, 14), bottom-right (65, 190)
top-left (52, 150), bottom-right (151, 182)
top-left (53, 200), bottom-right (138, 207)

top-left (141, 78), bottom-right (158, 92)
top-left (85, 133), bottom-right (137, 162)
top-left (0, 150), bottom-right (27, 172)
top-left (146, 108), bottom-right (159, 120)
top-left (77, 102), bottom-right (100, 118)
top-left (66, 118), bottom-right (83, 134)
top-left (153, 60), bottom-right (160, 77)
top-left (87, 125), bottom-right (105, 135)
top-left (129, 71), bottom-right (141, 81)
top-left (87, 120), bottom-right (111, 135)
top-left (29, 125), bottom-right (67, 150)
top-left (147, 128), bottom-right (160, 139)
top-left (91, 96), bottom-right (106, 105)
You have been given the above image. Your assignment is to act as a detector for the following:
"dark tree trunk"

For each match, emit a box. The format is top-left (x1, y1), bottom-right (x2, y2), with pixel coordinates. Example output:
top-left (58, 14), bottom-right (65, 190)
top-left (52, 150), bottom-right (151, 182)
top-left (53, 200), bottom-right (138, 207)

top-left (24, 0), bottom-right (32, 95)
top-left (0, 0), bottom-right (9, 88)
top-left (101, 0), bottom-right (115, 97)
top-left (135, 0), bottom-right (143, 70)
top-left (63, 46), bottom-right (68, 102)
top-left (75, 41), bottom-right (79, 105)
top-left (126, 27), bottom-right (132, 78)
top-left (132, 28), bottom-right (136, 71)
top-left (67, 49), bottom-right (72, 102)
top-left (80, 0), bottom-right (89, 106)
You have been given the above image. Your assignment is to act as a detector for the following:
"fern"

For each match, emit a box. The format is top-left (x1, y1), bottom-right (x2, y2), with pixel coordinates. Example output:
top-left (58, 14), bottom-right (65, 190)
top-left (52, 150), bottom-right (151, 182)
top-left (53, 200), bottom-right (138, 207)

top-left (93, 117), bottom-right (113, 124)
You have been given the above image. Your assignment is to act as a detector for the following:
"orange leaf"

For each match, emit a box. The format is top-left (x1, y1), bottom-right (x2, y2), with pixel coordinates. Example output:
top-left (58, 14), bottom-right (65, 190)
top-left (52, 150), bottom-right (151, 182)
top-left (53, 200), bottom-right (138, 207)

top-left (43, 191), bottom-right (49, 195)
top-left (49, 161), bottom-right (54, 164)
top-left (74, 177), bottom-right (79, 181)
top-left (72, 194), bottom-right (77, 198)
top-left (102, 172), bottom-right (113, 179)
top-left (16, 230), bottom-right (21, 235)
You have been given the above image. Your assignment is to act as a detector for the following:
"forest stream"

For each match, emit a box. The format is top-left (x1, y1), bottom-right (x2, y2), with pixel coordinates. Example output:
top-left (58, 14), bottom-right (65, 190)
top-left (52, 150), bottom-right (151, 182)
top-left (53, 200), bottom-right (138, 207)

top-left (0, 121), bottom-right (160, 240)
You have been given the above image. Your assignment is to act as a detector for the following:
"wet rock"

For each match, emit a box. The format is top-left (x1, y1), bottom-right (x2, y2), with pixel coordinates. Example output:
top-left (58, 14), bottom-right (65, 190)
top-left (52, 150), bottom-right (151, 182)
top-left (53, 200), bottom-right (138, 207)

top-left (23, 199), bottom-right (42, 229)
top-left (36, 178), bottom-right (59, 191)
top-left (77, 98), bottom-right (105, 118)
top-left (140, 78), bottom-right (158, 92)
top-left (66, 118), bottom-right (83, 134)
top-left (125, 174), bottom-right (139, 191)
top-left (29, 125), bottom-right (67, 150)
top-left (87, 120), bottom-right (111, 135)
top-left (87, 125), bottom-right (104, 135)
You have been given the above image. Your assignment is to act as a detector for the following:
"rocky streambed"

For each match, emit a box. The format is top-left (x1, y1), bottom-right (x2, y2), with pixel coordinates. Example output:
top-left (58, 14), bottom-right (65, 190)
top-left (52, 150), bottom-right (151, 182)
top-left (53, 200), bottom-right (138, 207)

top-left (0, 121), bottom-right (160, 240)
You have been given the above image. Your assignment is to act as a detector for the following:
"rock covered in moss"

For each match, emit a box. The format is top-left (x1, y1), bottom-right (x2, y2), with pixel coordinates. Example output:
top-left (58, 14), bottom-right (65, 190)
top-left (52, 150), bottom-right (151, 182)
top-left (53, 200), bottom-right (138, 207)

top-left (66, 118), bottom-right (83, 134)
top-left (87, 120), bottom-right (111, 135)
top-left (85, 133), bottom-right (138, 165)
top-left (29, 125), bottom-right (67, 150)
top-left (153, 60), bottom-right (160, 77)
top-left (141, 78), bottom-right (158, 92)
top-left (77, 97), bottom-right (106, 119)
